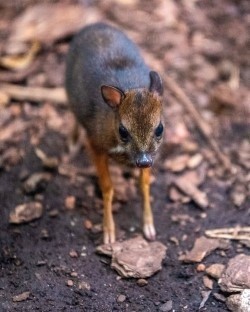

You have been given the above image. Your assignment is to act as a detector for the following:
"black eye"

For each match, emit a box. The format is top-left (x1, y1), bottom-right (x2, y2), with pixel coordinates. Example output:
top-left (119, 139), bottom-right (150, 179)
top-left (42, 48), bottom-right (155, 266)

top-left (155, 122), bottom-right (164, 138)
top-left (119, 124), bottom-right (130, 142)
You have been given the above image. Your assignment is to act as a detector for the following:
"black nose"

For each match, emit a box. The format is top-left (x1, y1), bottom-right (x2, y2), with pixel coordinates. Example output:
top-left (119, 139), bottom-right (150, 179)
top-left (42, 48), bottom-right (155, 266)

top-left (136, 153), bottom-right (153, 168)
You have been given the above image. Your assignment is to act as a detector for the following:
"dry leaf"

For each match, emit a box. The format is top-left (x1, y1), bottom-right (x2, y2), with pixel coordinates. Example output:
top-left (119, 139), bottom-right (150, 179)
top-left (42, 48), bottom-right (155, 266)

top-left (179, 236), bottom-right (229, 263)
top-left (163, 154), bottom-right (189, 172)
top-left (9, 202), bottom-right (43, 224)
top-left (96, 236), bottom-right (167, 278)
top-left (35, 148), bottom-right (59, 169)
top-left (23, 172), bottom-right (52, 193)
top-left (173, 175), bottom-right (209, 209)
top-left (0, 41), bottom-right (40, 70)
top-left (10, 4), bottom-right (100, 44)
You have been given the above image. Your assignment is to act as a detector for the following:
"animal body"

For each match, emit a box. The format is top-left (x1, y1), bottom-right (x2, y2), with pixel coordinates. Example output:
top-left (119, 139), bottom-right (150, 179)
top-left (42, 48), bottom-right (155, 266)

top-left (65, 23), bottom-right (164, 244)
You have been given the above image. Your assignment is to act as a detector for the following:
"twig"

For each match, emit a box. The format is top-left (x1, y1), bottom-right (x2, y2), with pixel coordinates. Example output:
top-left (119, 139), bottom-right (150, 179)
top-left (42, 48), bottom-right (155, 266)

top-left (205, 227), bottom-right (250, 241)
top-left (0, 83), bottom-right (67, 105)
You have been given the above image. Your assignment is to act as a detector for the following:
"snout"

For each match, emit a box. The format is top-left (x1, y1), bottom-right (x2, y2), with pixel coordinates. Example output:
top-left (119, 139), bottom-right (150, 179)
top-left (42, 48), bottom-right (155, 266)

top-left (136, 153), bottom-right (153, 168)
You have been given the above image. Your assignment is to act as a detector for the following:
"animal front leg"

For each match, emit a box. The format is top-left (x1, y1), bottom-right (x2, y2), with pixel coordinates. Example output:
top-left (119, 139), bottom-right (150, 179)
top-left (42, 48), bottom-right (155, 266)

top-left (139, 168), bottom-right (156, 240)
top-left (91, 149), bottom-right (115, 244)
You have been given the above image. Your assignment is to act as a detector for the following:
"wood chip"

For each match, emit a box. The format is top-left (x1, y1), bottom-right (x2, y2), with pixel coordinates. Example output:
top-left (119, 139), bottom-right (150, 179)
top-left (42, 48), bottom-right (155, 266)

top-left (22, 172), bottom-right (52, 194)
top-left (9, 202), bottom-right (43, 224)
top-left (12, 291), bottom-right (30, 302)
top-left (179, 236), bottom-right (229, 263)
top-left (35, 148), bottom-right (59, 169)
top-left (187, 153), bottom-right (203, 169)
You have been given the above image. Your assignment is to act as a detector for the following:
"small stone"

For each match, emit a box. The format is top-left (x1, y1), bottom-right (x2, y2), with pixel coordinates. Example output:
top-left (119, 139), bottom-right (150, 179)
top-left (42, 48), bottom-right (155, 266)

top-left (117, 294), bottom-right (126, 303)
top-left (196, 263), bottom-right (206, 272)
top-left (78, 281), bottom-right (90, 290)
top-left (48, 209), bottom-right (59, 217)
top-left (9, 202), bottom-right (43, 224)
top-left (159, 300), bottom-right (173, 311)
top-left (70, 271), bottom-right (78, 277)
top-left (137, 278), bottom-right (148, 286)
top-left (69, 249), bottom-right (78, 258)
top-left (84, 219), bottom-right (93, 230)
top-left (12, 291), bottom-right (30, 302)
top-left (205, 263), bottom-right (225, 279)
top-left (65, 196), bottom-right (76, 210)
top-left (67, 279), bottom-right (73, 287)
top-left (203, 275), bottom-right (213, 289)
top-left (213, 293), bottom-right (226, 303)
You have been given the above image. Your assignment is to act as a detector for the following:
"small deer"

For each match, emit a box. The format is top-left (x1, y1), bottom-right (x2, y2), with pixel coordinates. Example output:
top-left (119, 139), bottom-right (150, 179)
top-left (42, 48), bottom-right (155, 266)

top-left (65, 23), bottom-right (164, 244)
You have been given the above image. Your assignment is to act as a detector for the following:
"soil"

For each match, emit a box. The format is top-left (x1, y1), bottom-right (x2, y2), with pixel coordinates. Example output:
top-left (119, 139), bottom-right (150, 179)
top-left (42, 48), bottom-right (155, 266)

top-left (0, 1), bottom-right (249, 311)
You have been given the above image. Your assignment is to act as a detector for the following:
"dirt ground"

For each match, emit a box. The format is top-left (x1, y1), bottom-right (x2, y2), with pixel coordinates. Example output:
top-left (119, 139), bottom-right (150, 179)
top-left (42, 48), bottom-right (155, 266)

top-left (0, 0), bottom-right (249, 311)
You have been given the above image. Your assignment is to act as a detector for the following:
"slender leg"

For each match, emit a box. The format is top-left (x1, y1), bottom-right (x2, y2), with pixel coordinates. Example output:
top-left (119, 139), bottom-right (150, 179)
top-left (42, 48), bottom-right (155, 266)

top-left (139, 168), bottom-right (156, 240)
top-left (90, 148), bottom-right (115, 244)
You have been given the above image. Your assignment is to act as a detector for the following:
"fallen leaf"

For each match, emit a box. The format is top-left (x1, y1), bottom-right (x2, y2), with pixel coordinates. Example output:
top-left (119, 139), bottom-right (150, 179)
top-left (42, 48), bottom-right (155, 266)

top-left (219, 254), bottom-right (250, 293)
top-left (96, 236), bottom-right (167, 278)
top-left (163, 154), bottom-right (189, 172)
top-left (179, 236), bottom-right (229, 263)
top-left (9, 202), bottom-right (43, 224)
top-left (0, 41), bottom-right (40, 70)
top-left (35, 148), bottom-right (59, 169)
top-left (173, 175), bottom-right (209, 209)
top-left (10, 4), bottom-right (100, 44)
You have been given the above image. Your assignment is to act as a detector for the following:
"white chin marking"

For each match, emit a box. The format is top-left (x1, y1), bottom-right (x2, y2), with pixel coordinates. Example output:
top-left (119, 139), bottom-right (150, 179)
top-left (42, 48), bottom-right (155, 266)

top-left (109, 145), bottom-right (125, 154)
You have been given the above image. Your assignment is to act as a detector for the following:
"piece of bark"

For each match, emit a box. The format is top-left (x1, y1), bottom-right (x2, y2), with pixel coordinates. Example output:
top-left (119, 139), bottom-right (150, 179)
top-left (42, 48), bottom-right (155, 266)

top-left (219, 254), bottom-right (250, 293)
top-left (9, 202), bottom-right (43, 224)
top-left (179, 236), bottom-right (229, 263)
top-left (96, 236), bottom-right (167, 278)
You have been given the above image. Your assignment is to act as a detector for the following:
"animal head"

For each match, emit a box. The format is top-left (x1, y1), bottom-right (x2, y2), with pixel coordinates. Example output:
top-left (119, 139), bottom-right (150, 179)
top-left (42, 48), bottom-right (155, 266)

top-left (101, 71), bottom-right (164, 167)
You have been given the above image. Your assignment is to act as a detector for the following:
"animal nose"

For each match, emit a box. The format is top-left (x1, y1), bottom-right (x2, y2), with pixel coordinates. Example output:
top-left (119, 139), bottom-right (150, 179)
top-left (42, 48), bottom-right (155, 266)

top-left (136, 153), bottom-right (153, 168)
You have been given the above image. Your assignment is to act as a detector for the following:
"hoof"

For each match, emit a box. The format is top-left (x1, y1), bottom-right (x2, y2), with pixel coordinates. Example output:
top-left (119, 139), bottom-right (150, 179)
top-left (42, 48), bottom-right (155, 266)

top-left (143, 223), bottom-right (156, 241)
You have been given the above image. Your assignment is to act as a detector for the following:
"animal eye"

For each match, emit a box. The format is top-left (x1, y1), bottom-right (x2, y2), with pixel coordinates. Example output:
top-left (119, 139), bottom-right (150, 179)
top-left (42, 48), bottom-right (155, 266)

top-left (155, 122), bottom-right (164, 138)
top-left (119, 124), bottom-right (130, 142)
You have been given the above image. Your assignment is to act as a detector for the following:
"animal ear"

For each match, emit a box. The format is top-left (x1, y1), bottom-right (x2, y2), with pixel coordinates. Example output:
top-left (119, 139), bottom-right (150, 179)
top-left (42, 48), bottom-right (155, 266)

top-left (101, 85), bottom-right (125, 109)
top-left (149, 71), bottom-right (163, 96)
